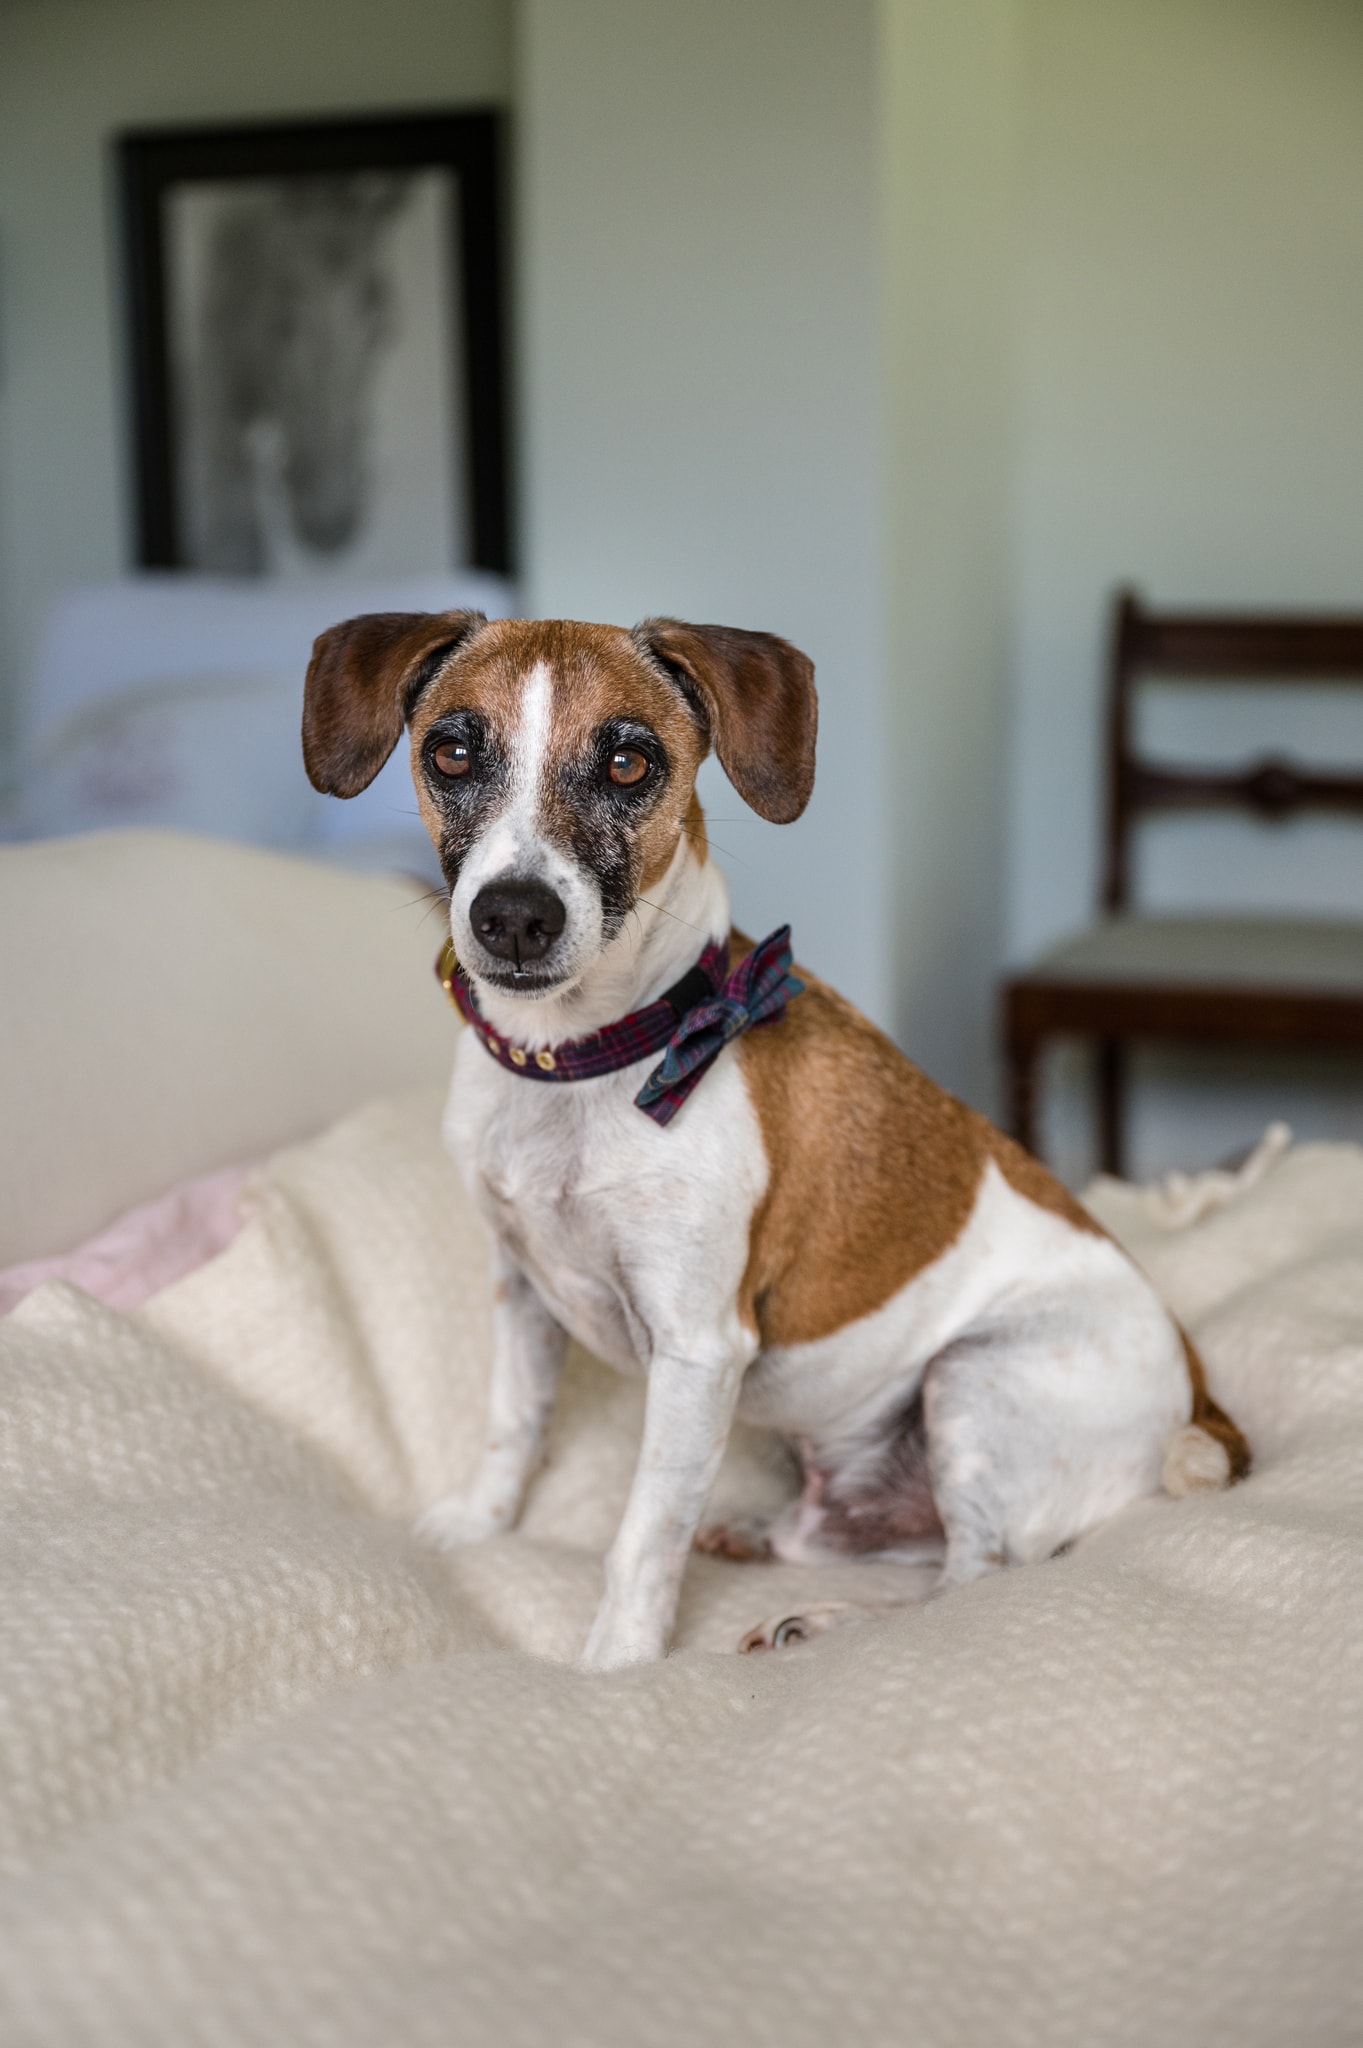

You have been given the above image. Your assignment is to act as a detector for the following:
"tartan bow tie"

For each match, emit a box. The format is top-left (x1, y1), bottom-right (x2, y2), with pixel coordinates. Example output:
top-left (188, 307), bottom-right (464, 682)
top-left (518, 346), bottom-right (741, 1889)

top-left (436, 926), bottom-right (804, 1127)
top-left (632, 926), bottom-right (803, 1123)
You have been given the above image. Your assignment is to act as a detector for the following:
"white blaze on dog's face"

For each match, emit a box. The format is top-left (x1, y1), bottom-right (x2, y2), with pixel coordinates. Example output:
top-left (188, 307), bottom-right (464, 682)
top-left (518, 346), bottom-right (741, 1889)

top-left (302, 610), bottom-right (818, 996)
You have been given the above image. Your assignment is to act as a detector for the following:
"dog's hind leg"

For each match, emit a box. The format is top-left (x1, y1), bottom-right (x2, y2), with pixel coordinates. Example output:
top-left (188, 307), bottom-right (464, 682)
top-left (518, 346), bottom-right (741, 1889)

top-left (729, 1411), bottom-right (943, 1652)
top-left (694, 1517), bottom-right (778, 1562)
top-left (694, 1438), bottom-right (822, 1563)
top-left (922, 1302), bottom-right (1186, 1591)
top-left (734, 1297), bottom-right (1188, 1648)
top-left (702, 1401), bottom-right (948, 1571)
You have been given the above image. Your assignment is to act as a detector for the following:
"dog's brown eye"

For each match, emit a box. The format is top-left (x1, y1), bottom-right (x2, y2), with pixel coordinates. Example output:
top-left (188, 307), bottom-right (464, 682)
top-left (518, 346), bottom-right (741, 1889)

top-left (609, 748), bottom-right (650, 787)
top-left (433, 741), bottom-right (471, 779)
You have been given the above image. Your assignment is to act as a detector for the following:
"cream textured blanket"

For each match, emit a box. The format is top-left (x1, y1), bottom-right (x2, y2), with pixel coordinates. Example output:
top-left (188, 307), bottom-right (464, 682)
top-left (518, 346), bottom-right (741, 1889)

top-left (3, 1091), bottom-right (1362, 2046)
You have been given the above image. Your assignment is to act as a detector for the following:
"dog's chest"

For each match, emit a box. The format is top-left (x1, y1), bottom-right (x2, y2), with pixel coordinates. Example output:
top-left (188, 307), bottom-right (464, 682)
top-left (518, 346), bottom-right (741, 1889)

top-left (459, 1095), bottom-right (641, 1368)
top-left (443, 1034), bottom-right (766, 1372)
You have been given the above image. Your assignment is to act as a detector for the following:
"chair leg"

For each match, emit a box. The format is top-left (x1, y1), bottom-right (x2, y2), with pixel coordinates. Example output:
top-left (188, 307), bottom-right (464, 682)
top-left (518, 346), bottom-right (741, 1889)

top-left (1096, 1040), bottom-right (1126, 1179)
top-left (1007, 1035), bottom-right (1040, 1159)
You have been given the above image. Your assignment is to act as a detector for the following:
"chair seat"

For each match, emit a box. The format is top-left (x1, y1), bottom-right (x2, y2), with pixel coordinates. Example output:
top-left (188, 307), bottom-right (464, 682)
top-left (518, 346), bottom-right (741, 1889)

top-left (1005, 913), bottom-right (1363, 1061)
top-left (1023, 914), bottom-right (1363, 995)
top-left (1000, 591), bottom-right (1363, 1171)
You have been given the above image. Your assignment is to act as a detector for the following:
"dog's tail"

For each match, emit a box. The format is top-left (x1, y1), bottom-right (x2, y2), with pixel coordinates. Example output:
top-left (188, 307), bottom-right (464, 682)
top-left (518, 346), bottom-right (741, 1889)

top-left (1162, 1328), bottom-right (1252, 1497)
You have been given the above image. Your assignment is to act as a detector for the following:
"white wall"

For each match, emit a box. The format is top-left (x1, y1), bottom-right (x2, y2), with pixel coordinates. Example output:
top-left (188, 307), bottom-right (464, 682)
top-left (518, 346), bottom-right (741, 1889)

top-left (517, 0), bottom-right (1021, 1096)
top-left (1008, 0), bottom-right (1363, 1178)
top-left (881, 0), bottom-right (1020, 1104)
top-left (516, 0), bottom-right (892, 1027)
top-left (4, 0), bottom-right (1018, 1102)
top-left (7, 0), bottom-right (1361, 1172)
top-left (0, 0), bottom-right (511, 770)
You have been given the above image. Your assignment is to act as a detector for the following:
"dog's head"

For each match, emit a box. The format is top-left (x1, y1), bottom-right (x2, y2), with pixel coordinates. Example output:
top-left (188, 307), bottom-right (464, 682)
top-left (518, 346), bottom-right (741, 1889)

top-left (303, 613), bottom-right (817, 996)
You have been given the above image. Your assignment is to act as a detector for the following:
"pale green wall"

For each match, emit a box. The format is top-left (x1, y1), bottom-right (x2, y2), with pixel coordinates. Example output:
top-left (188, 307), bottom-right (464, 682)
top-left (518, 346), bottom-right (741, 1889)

top-left (6, 0), bottom-right (1361, 1157)
top-left (0, 0), bottom-right (511, 768)
top-left (517, 0), bottom-right (893, 1029)
top-left (516, 0), bottom-right (1022, 1094)
top-left (880, 0), bottom-right (1021, 1102)
top-left (1009, 0), bottom-right (1363, 1174)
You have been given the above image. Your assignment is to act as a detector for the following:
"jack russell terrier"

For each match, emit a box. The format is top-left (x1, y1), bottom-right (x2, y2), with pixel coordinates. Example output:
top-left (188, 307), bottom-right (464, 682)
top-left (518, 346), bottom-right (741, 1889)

top-left (303, 611), bottom-right (1249, 1670)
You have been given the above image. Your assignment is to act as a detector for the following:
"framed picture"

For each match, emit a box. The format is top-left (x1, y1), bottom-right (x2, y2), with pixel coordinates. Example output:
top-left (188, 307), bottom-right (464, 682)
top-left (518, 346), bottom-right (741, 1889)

top-left (118, 110), bottom-right (510, 579)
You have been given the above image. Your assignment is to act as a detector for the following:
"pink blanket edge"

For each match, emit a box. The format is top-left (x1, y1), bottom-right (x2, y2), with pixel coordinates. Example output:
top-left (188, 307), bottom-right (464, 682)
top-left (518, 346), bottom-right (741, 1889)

top-left (0, 1162), bottom-right (255, 1316)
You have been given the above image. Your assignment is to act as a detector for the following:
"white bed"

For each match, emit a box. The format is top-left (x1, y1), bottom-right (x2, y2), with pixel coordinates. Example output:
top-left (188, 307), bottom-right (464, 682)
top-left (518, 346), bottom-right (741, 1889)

top-left (6, 572), bottom-right (516, 881)
top-left (2, 829), bottom-right (1361, 2047)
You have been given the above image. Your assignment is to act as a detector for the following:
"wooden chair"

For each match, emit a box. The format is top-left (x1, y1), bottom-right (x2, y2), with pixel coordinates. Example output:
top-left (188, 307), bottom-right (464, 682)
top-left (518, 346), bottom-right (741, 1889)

top-left (1002, 589), bottom-right (1363, 1175)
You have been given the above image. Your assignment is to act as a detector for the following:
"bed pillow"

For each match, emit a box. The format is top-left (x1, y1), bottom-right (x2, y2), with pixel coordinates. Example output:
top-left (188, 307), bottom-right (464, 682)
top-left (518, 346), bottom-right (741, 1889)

top-left (19, 671), bottom-right (323, 849)
top-left (0, 830), bottom-right (456, 1266)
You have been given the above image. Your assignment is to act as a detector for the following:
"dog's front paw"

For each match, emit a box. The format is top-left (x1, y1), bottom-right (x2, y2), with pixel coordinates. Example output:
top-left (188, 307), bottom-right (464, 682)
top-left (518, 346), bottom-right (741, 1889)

top-left (414, 1492), bottom-right (503, 1551)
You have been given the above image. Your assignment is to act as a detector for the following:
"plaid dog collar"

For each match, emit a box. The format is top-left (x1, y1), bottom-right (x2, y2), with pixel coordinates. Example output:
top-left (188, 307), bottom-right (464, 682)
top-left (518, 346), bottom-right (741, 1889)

top-left (436, 926), bottom-right (804, 1127)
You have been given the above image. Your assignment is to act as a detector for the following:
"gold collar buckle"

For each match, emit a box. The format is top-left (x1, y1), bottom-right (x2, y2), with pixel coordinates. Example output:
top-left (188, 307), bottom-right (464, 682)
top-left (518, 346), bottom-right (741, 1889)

top-left (437, 938), bottom-right (460, 1009)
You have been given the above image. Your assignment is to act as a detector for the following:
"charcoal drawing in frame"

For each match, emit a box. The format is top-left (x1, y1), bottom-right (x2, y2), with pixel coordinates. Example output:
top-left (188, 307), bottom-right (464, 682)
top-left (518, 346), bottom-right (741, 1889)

top-left (119, 110), bottom-right (510, 580)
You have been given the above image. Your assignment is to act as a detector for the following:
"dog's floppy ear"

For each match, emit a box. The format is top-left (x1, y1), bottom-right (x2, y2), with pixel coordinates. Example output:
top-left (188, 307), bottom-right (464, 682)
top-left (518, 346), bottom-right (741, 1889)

top-left (302, 609), bottom-right (486, 797)
top-left (634, 619), bottom-right (817, 823)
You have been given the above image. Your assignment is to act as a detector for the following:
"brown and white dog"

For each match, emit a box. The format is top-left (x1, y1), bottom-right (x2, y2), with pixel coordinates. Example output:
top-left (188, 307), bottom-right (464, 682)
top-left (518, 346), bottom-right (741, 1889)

top-left (303, 610), bottom-right (1249, 1670)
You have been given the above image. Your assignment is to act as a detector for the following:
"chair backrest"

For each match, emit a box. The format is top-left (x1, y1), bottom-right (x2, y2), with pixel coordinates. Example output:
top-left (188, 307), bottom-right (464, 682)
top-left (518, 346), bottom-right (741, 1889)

top-left (1103, 588), bottom-right (1363, 912)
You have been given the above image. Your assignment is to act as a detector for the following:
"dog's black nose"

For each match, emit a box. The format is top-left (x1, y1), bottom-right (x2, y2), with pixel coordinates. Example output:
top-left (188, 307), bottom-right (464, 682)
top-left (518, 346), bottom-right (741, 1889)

top-left (470, 879), bottom-right (567, 966)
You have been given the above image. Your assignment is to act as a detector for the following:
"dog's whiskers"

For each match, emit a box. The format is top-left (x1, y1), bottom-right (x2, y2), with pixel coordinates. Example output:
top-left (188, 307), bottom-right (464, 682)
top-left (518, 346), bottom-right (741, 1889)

top-left (682, 818), bottom-right (749, 861)
top-left (397, 887), bottom-right (449, 924)
top-left (634, 896), bottom-right (704, 935)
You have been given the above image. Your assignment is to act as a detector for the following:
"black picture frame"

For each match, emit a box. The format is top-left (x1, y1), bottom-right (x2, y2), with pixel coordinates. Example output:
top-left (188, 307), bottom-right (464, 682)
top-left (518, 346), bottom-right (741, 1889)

top-left (117, 108), bottom-right (511, 576)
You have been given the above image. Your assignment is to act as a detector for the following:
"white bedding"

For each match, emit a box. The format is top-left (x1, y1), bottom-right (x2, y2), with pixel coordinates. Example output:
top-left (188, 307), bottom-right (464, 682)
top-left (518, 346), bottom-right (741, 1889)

top-left (2, 1087), bottom-right (1362, 2046)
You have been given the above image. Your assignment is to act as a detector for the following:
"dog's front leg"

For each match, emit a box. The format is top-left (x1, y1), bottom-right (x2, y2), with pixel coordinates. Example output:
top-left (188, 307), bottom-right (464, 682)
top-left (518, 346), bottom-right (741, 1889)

top-left (417, 1240), bottom-right (567, 1549)
top-left (579, 1345), bottom-right (747, 1671)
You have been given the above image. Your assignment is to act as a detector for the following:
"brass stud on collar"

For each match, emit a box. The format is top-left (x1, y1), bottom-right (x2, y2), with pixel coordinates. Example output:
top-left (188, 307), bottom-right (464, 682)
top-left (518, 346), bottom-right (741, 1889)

top-left (438, 938), bottom-right (460, 1009)
top-left (509, 1046), bottom-right (528, 1067)
top-left (535, 1050), bottom-right (557, 1072)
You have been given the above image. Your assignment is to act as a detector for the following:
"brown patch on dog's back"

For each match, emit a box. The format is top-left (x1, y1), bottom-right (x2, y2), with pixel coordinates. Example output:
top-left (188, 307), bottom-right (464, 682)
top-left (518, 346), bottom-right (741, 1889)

top-left (736, 962), bottom-right (986, 1346)
top-left (736, 962), bottom-right (1253, 1477)
top-left (734, 955), bottom-right (1103, 1349)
